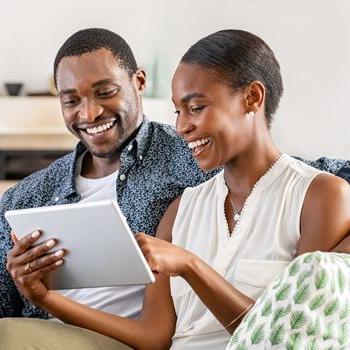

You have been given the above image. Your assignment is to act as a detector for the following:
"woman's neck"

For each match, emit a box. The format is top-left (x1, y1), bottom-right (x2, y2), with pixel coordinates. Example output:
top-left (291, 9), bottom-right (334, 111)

top-left (223, 134), bottom-right (280, 197)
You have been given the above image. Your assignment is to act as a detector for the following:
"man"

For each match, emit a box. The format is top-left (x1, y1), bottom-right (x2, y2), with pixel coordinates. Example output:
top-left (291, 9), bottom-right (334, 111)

top-left (0, 28), bottom-right (349, 322)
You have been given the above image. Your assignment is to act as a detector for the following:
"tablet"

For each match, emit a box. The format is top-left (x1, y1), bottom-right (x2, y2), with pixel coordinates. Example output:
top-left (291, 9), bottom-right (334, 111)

top-left (5, 200), bottom-right (155, 290)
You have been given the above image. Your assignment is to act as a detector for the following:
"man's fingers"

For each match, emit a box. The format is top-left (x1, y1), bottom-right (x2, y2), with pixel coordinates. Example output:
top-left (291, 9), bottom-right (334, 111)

top-left (11, 231), bottom-right (41, 257)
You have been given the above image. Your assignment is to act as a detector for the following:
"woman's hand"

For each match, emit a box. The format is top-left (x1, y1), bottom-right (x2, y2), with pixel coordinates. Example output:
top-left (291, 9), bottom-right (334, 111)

top-left (136, 233), bottom-right (196, 277)
top-left (6, 230), bottom-right (66, 305)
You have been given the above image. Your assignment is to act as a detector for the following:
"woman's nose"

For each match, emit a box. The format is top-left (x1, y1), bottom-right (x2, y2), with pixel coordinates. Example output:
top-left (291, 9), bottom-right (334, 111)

top-left (176, 114), bottom-right (194, 137)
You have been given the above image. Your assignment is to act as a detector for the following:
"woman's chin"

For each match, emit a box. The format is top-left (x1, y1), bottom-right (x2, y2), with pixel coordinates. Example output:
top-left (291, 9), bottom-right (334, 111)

top-left (197, 159), bottom-right (220, 172)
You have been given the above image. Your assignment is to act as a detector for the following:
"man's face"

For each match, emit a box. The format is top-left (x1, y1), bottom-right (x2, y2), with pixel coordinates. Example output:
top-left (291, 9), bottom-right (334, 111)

top-left (56, 48), bottom-right (145, 159)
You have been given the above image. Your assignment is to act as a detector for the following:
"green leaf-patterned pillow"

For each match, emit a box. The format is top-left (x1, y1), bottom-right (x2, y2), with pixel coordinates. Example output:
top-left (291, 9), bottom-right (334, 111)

top-left (226, 252), bottom-right (350, 350)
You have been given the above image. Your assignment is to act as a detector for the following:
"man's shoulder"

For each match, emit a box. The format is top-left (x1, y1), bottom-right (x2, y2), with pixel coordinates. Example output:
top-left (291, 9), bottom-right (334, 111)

top-left (145, 121), bottom-right (219, 185)
top-left (148, 121), bottom-right (179, 141)
top-left (1, 151), bottom-right (75, 209)
top-left (147, 121), bottom-right (191, 157)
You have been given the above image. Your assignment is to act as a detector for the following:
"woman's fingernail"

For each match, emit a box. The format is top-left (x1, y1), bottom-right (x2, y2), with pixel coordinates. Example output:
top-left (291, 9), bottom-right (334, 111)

top-left (46, 239), bottom-right (55, 248)
top-left (55, 250), bottom-right (64, 257)
top-left (32, 231), bottom-right (40, 238)
top-left (55, 260), bottom-right (63, 266)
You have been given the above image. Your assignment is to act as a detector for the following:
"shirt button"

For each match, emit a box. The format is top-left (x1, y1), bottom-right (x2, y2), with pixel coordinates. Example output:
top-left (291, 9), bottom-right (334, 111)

top-left (139, 154), bottom-right (143, 161)
top-left (119, 174), bottom-right (126, 181)
top-left (127, 144), bottom-right (133, 151)
top-left (54, 196), bottom-right (60, 202)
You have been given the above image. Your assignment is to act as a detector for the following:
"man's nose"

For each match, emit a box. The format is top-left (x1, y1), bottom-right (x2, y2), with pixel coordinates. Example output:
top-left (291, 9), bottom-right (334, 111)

top-left (79, 98), bottom-right (104, 122)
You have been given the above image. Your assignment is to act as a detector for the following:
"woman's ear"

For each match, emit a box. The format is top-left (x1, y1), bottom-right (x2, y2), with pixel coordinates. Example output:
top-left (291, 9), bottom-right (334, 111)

top-left (134, 68), bottom-right (147, 95)
top-left (245, 80), bottom-right (265, 113)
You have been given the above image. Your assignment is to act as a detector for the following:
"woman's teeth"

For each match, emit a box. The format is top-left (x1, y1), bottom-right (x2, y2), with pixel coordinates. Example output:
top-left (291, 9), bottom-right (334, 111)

top-left (86, 121), bottom-right (115, 135)
top-left (188, 137), bottom-right (211, 150)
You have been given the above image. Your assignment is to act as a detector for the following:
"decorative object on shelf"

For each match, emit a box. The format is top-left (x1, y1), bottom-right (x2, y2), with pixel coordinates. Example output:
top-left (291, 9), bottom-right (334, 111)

top-left (4, 83), bottom-right (23, 96)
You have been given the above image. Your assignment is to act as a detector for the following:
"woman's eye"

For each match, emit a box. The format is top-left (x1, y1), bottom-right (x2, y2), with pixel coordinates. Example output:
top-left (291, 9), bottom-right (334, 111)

top-left (174, 109), bottom-right (180, 117)
top-left (190, 106), bottom-right (205, 115)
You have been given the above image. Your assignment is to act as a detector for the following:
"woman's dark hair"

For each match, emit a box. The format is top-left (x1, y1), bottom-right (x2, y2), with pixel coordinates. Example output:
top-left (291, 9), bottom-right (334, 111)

top-left (181, 29), bottom-right (283, 127)
top-left (54, 28), bottom-right (138, 85)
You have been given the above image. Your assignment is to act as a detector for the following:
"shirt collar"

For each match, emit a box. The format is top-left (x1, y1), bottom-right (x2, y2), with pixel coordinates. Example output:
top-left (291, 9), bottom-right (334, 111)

top-left (61, 142), bottom-right (86, 198)
top-left (131, 117), bottom-right (153, 160)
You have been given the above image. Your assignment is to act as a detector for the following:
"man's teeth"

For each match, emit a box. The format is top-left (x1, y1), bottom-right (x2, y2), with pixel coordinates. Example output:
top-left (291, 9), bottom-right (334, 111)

top-left (188, 137), bottom-right (211, 149)
top-left (86, 121), bottom-right (115, 135)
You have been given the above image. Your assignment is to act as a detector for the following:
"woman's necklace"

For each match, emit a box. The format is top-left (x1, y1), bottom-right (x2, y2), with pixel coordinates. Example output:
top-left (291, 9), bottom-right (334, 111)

top-left (228, 195), bottom-right (244, 222)
top-left (228, 153), bottom-right (282, 223)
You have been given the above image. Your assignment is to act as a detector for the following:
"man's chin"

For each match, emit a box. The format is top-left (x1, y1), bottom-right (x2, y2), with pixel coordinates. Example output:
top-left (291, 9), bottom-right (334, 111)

top-left (83, 143), bottom-right (121, 160)
top-left (90, 149), bottom-right (121, 159)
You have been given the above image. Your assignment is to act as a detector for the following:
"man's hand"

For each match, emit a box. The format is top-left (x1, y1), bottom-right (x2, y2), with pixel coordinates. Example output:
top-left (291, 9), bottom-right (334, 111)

top-left (136, 232), bottom-right (196, 277)
top-left (6, 231), bottom-right (66, 305)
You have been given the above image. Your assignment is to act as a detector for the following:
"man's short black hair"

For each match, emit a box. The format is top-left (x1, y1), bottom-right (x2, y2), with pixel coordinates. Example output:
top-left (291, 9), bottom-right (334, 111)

top-left (54, 28), bottom-right (138, 85)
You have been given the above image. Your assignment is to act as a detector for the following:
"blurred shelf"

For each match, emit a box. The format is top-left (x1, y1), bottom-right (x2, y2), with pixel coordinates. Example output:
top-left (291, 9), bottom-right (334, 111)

top-left (0, 134), bottom-right (76, 151)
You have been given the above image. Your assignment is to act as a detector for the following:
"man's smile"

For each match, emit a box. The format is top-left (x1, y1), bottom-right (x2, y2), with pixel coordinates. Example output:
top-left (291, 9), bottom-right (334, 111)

top-left (75, 117), bottom-right (118, 137)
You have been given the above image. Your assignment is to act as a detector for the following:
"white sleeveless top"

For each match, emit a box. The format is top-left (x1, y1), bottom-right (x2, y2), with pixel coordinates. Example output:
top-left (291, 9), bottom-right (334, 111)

top-left (170, 154), bottom-right (322, 350)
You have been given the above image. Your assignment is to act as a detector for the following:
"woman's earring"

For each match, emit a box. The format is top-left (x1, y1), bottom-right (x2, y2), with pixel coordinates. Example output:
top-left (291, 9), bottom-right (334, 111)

top-left (246, 111), bottom-right (255, 117)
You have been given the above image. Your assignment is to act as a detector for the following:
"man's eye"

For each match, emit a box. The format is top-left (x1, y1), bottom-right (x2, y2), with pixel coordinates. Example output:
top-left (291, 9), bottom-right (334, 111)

top-left (99, 89), bottom-right (117, 97)
top-left (63, 98), bottom-right (78, 106)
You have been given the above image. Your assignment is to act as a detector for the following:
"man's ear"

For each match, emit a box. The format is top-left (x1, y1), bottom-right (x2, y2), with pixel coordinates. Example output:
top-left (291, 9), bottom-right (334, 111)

top-left (245, 80), bottom-right (265, 112)
top-left (134, 68), bottom-right (146, 95)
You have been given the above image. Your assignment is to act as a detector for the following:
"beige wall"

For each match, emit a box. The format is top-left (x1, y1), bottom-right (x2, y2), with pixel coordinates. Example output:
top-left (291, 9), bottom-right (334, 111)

top-left (0, 0), bottom-right (349, 159)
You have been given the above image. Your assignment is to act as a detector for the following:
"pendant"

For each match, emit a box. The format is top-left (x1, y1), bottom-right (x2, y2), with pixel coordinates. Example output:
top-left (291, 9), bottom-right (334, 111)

top-left (234, 213), bottom-right (240, 222)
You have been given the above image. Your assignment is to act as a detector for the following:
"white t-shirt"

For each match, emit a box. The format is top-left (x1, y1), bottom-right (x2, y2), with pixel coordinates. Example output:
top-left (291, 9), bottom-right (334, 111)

top-left (51, 153), bottom-right (145, 320)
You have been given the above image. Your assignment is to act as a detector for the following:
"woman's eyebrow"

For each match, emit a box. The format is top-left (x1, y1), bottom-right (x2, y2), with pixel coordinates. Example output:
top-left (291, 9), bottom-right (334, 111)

top-left (181, 92), bottom-right (206, 104)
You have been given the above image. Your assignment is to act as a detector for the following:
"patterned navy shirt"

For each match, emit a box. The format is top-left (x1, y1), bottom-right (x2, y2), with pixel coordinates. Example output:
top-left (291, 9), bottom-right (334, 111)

top-left (0, 119), bottom-right (349, 318)
top-left (0, 120), bottom-right (215, 318)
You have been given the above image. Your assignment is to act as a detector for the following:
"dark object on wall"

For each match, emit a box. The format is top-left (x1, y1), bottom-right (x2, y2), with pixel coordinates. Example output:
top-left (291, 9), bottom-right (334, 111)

top-left (4, 83), bottom-right (23, 96)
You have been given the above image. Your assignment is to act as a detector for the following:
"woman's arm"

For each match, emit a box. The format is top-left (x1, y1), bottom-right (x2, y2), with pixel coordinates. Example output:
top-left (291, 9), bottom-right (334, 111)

top-left (298, 173), bottom-right (350, 255)
top-left (7, 225), bottom-right (177, 350)
top-left (138, 198), bottom-right (254, 334)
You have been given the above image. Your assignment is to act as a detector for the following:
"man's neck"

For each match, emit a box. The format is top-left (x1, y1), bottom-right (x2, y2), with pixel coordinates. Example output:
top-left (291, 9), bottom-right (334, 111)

top-left (81, 152), bottom-right (120, 179)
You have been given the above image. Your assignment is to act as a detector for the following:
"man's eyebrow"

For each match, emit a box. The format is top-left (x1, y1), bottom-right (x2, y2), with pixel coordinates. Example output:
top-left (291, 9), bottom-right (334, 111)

top-left (92, 79), bottom-right (117, 88)
top-left (181, 92), bottom-right (206, 104)
top-left (58, 79), bottom-right (118, 96)
top-left (59, 89), bottom-right (76, 96)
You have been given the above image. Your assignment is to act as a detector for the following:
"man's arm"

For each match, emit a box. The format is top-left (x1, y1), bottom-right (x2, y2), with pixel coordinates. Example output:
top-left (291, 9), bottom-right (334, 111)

top-left (0, 235), bottom-right (23, 317)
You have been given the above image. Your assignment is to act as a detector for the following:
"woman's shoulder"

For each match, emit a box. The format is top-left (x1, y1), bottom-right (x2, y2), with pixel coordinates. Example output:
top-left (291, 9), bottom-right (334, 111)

top-left (182, 170), bottom-right (225, 198)
top-left (283, 154), bottom-right (324, 177)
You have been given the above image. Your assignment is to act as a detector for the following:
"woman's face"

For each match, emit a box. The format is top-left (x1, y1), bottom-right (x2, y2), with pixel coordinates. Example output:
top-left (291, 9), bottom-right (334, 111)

top-left (172, 63), bottom-right (254, 171)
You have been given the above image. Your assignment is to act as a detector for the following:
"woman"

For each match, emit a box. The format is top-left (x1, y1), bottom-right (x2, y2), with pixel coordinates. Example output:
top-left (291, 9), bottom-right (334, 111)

top-left (4, 30), bottom-right (350, 349)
